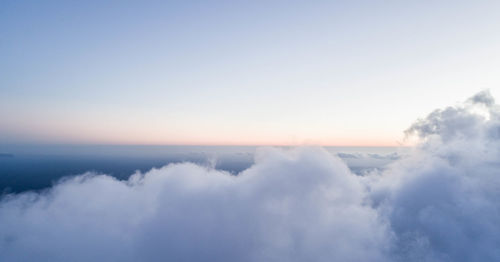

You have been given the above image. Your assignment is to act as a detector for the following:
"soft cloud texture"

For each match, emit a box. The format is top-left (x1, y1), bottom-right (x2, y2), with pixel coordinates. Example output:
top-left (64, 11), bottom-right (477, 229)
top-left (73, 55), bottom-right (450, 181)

top-left (375, 90), bottom-right (500, 262)
top-left (1, 91), bottom-right (500, 261)
top-left (0, 148), bottom-right (390, 262)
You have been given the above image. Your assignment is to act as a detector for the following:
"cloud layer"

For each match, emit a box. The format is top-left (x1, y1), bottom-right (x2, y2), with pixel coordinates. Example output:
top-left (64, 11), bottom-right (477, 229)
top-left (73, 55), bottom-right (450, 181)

top-left (1, 91), bottom-right (500, 261)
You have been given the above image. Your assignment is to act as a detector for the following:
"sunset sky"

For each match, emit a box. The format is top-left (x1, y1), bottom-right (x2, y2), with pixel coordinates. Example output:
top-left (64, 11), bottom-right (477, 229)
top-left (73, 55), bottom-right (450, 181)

top-left (2, 0), bottom-right (500, 146)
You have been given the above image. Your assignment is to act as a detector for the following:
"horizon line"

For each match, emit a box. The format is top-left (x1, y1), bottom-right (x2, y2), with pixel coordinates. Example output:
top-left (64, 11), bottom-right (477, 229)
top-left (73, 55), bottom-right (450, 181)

top-left (1, 143), bottom-right (410, 148)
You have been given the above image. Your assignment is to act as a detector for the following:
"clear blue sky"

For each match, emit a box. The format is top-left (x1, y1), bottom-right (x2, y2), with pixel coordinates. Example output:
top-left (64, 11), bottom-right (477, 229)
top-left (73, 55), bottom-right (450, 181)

top-left (2, 1), bottom-right (500, 145)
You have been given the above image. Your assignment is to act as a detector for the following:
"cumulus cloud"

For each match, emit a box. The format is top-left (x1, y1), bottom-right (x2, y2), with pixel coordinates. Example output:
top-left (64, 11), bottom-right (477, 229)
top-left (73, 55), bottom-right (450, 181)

top-left (2, 91), bottom-right (500, 261)
top-left (375, 90), bottom-right (500, 261)
top-left (0, 148), bottom-right (390, 262)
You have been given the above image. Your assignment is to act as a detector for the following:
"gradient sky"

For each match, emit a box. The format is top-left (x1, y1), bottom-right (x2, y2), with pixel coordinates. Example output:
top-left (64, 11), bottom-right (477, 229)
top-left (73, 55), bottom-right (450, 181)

top-left (1, 0), bottom-right (500, 146)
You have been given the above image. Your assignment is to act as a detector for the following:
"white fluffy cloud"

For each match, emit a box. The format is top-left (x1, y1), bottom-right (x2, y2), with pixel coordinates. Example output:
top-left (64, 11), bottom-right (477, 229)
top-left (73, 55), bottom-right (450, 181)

top-left (1, 91), bottom-right (500, 261)
top-left (374, 90), bottom-right (500, 262)
top-left (0, 148), bottom-right (390, 262)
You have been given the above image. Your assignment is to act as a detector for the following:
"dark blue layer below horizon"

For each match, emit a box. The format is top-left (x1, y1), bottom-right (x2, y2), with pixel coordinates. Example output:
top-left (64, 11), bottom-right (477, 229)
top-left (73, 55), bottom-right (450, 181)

top-left (0, 145), bottom-right (403, 194)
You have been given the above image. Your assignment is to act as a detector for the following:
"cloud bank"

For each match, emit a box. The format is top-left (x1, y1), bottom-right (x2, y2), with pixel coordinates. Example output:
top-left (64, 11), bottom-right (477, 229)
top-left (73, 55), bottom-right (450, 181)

top-left (1, 91), bottom-right (500, 261)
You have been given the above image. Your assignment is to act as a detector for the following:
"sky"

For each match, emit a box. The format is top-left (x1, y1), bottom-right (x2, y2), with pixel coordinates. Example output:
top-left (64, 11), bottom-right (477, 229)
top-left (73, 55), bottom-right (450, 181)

top-left (1, 0), bottom-right (500, 146)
